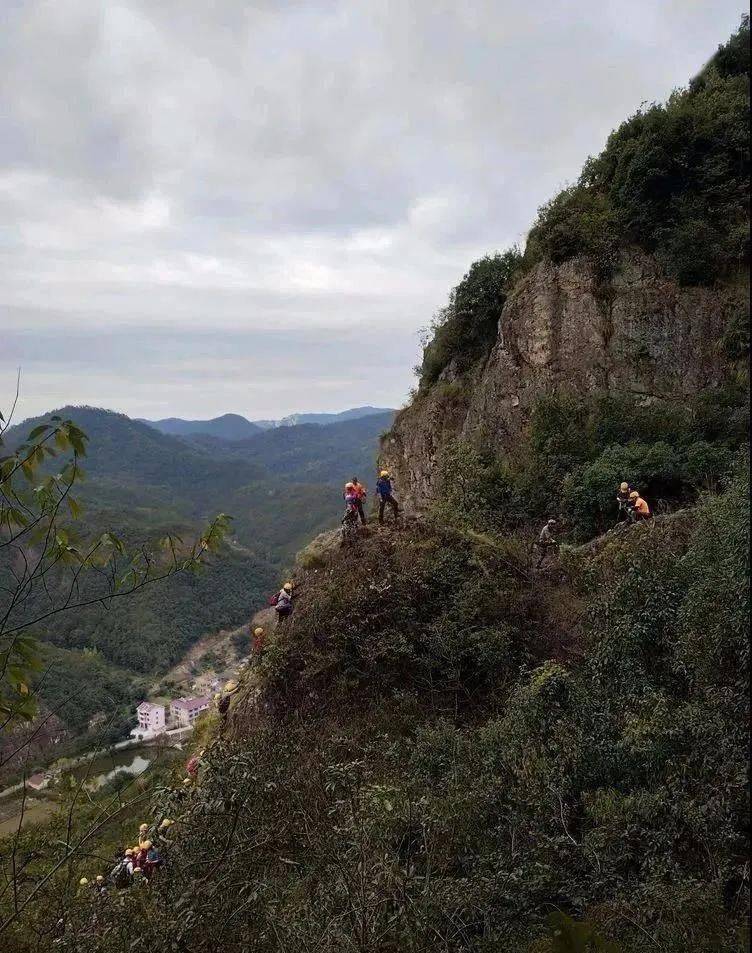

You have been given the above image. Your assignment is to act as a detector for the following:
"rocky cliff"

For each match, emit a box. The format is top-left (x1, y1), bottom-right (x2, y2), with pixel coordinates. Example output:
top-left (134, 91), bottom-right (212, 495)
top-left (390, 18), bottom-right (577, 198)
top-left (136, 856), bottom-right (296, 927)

top-left (382, 249), bottom-right (747, 510)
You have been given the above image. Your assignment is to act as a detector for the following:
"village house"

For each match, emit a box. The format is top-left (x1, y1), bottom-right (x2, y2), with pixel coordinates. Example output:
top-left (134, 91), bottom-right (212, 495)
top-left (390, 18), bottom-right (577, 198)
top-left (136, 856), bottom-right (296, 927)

top-left (132, 701), bottom-right (166, 738)
top-left (170, 696), bottom-right (211, 728)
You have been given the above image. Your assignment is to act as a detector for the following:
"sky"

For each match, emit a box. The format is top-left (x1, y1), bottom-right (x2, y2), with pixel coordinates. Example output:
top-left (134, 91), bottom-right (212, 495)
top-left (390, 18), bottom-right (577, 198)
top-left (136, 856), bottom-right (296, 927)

top-left (1, 1), bottom-right (745, 423)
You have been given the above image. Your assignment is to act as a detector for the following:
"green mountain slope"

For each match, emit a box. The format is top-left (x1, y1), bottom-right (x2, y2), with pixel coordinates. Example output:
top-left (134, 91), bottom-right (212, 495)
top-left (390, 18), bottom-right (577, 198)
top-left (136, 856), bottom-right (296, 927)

top-left (2, 405), bottom-right (388, 760)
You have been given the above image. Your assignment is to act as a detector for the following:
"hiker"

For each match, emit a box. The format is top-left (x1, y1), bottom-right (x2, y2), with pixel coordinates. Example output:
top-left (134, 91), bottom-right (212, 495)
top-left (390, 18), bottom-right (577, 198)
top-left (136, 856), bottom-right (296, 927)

top-left (137, 822), bottom-right (151, 844)
top-left (350, 477), bottom-right (368, 524)
top-left (143, 841), bottom-right (163, 880)
top-left (616, 481), bottom-right (632, 522)
top-left (109, 850), bottom-right (134, 889)
top-left (628, 490), bottom-right (651, 522)
top-left (134, 842), bottom-right (149, 872)
top-left (274, 582), bottom-right (294, 625)
top-left (376, 470), bottom-right (399, 525)
top-left (186, 750), bottom-right (204, 780)
top-left (218, 680), bottom-right (239, 721)
top-left (252, 626), bottom-right (266, 664)
top-left (342, 484), bottom-right (360, 541)
top-left (535, 518), bottom-right (559, 569)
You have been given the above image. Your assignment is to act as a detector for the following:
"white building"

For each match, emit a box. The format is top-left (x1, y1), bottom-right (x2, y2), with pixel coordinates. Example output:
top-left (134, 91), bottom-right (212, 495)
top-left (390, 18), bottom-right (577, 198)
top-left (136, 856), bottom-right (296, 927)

top-left (132, 702), bottom-right (166, 739)
top-left (169, 696), bottom-right (210, 728)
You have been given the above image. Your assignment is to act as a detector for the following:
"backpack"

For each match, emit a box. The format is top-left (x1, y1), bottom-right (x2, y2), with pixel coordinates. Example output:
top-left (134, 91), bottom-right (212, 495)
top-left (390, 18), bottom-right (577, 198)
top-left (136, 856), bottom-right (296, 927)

top-left (268, 593), bottom-right (279, 607)
top-left (109, 860), bottom-right (131, 889)
top-left (218, 695), bottom-right (231, 715)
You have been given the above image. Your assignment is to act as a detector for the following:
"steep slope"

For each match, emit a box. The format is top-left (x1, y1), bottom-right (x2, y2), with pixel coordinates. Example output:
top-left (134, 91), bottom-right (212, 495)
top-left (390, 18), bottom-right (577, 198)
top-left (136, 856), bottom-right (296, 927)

top-left (50, 467), bottom-right (749, 953)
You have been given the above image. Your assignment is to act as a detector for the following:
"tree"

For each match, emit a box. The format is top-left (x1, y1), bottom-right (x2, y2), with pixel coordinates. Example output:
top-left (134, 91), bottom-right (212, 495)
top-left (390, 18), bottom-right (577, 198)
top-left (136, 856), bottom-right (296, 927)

top-left (0, 394), bottom-right (230, 749)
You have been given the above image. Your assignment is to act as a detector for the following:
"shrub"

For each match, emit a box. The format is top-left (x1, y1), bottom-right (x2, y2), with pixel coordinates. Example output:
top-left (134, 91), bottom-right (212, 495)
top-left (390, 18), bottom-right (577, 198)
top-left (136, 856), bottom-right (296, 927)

top-left (419, 248), bottom-right (523, 387)
top-left (525, 17), bottom-right (750, 285)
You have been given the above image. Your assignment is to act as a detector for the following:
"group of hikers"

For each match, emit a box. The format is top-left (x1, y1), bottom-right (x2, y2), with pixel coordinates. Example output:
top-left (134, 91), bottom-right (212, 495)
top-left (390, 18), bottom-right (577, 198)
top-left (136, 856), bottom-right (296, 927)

top-left (534, 481), bottom-right (651, 569)
top-left (343, 470), bottom-right (400, 532)
top-left (80, 819), bottom-right (173, 894)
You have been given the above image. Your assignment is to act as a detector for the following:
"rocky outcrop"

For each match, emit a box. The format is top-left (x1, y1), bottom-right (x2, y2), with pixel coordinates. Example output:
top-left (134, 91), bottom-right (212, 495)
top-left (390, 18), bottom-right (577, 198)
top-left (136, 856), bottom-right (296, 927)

top-left (382, 250), bottom-right (747, 510)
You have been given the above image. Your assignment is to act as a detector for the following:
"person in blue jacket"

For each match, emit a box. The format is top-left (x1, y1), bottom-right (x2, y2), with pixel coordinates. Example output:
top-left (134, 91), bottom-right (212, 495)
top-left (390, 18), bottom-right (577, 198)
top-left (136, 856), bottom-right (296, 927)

top-left (376, 470), bottom-right (399, 525)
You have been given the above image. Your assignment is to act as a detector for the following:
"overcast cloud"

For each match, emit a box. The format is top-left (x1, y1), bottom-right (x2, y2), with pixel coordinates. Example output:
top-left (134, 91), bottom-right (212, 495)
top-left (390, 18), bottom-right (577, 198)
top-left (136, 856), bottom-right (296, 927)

top-left (1, 0), bottom-right (744, 421)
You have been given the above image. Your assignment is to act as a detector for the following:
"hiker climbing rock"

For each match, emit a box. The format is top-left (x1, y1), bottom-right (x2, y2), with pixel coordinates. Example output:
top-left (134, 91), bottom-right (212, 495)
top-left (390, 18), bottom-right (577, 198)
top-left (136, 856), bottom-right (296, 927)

top-left (535, 518), bottom-right (560, 569)
top-left (616, 481), bottom-right (632, 522)
top-left (274, 581), bottom-right (294, 624)
top-left (628, 490), bottom-right (651, 522)
top-left (350, 476), bottom-right (368, 524)
top-left (376, 470), bottom-right (399, 525)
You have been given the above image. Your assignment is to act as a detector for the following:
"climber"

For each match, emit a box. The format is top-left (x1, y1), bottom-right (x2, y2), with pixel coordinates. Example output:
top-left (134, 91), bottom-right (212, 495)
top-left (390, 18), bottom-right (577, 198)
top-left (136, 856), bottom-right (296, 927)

top-left (628, 490), bottom-right (651, 522)
top-left (252, 626), bottom-right (266, 664)
top-left (616, 481), bottom-right (632, 522)
top-left (218, 680), bottom-right (239, 720)
top-left (143, 841), bottom-right (163, 880)
top-left (186, 749), bottom-right (204, 780)
top-left (351, 476), bottom-right (368, 524)
top-left (376, 470), bottom-right (399, 525)
top-left (535, 518), bottom-right (560, 569)
top-left (274, 581), bottom-right (294, 625)
top-left (109, 849), bottom-right (134, 889)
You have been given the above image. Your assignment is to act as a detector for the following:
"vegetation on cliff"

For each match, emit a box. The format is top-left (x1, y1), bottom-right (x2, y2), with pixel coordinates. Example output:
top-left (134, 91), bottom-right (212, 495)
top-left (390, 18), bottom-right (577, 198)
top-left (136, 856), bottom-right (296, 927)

top-left (418, 16), bottom-right (749, 389)
top-left (23, 459), bottom-right (747, 952)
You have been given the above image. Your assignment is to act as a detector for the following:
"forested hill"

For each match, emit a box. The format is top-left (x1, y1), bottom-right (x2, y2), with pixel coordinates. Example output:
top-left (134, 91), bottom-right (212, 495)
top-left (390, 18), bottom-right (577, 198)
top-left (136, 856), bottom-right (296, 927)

top-left (1, 405), bottom-right (392, 757)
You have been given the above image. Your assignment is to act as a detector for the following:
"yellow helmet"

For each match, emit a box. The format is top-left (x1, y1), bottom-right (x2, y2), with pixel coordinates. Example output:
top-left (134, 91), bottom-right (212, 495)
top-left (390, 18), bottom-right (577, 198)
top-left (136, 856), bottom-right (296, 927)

top-left (224, 680), bottom-right (238, 692)
top-left (182, 777), bottom-right (192, 785)
top-left (630, 491), bottom-right (639, 500)
top-left (139, 823), bottom-right (148, 832)
top-left (142, 840), bottom-right (152, 849)
top-left (79, 877), bottom-right (89, 886)
top-left (254, 627), bottom-right (264, 636)
top-left (380, 470), bottom-right (389, 478)
top-left (159, 818), bottom-right (173, 829)
top-left (620, 482), bottom-right (629, 491)
top-left (96, 875), bottom-right (105, 883)
top-left (283, 582), bottom-right (293, 592)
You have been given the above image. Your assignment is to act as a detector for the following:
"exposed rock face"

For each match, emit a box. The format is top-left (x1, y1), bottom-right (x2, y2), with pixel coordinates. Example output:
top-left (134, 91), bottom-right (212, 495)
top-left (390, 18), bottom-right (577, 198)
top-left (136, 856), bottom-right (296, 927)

top-left (382, 250), bottom-right (747, 511)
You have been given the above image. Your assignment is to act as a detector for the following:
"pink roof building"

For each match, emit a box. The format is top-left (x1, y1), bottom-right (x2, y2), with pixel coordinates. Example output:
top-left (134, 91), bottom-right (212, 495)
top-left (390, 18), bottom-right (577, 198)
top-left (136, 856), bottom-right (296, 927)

top-left (135, 702), bottom-right (166, 735)
top-left (170, 696), bottom-right (211, 727)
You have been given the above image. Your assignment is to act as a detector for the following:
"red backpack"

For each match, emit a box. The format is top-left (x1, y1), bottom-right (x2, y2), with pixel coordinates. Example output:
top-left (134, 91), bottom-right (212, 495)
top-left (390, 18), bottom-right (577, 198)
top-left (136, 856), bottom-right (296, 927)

top-left (268, 593), bottom-right (279, 607)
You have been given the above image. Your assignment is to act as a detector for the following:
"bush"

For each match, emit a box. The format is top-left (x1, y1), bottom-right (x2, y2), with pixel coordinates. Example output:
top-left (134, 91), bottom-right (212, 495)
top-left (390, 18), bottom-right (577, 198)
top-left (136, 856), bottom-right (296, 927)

top-left (525, 18), bottom-right (750, 285)
top-left (419, 248), bottom-right (522, 387)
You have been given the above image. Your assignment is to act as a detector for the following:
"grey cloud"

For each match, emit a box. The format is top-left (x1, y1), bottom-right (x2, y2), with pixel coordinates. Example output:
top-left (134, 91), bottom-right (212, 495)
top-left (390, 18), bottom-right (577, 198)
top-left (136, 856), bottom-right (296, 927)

top-left (0, 0), bottom-right (745, 419)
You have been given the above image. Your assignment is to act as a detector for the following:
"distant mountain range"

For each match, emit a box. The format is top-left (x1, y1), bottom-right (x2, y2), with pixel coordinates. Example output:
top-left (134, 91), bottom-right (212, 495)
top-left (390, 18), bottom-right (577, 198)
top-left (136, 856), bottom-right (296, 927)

top-left (138, 413), bottom-right (262, 441)
top-left (141, 406), bottom-right (394, 440)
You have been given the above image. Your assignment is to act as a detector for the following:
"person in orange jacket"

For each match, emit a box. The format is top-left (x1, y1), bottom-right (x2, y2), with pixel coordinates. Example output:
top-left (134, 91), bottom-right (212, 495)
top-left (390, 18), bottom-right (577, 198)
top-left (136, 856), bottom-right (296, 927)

top-left (350, 477), bottom-right (368, 524)
top-left (629, 490), bottom-right (651, 521)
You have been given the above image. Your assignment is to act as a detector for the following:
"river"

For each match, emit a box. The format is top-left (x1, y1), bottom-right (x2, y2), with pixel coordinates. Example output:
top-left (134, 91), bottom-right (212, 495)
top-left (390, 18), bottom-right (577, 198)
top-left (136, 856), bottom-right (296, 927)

top-left (0, 746), bottom-right (174, 838)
